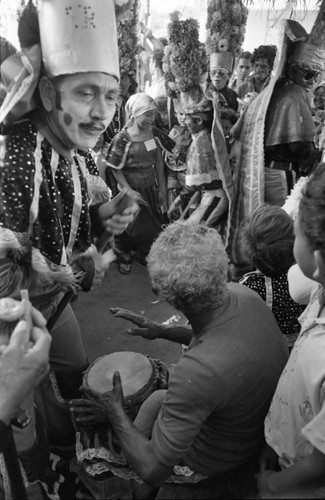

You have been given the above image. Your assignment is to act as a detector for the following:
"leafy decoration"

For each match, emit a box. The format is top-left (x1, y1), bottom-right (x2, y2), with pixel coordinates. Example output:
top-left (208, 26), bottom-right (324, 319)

top-left (117, 0), bottom-right (140, 77)
top-left (206, 0), bottom-right (248, 57)
top-left (163, 17), bottom-right (208, 98)
top-left (113, 0), bottom-right (135, 22)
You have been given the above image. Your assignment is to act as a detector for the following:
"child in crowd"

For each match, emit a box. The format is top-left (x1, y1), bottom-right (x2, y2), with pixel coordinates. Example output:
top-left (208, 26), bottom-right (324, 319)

top-left (154, 96), bottom-right (170, 134)
top-left (220, 108), bottom-right (241, 177)
top-left (239, 205), bottom-right (305, 349)
top-left (165, 102), bottom-right (192, 219)
top-left (257, 163), bottom-right (325, 498)
top-left (179, 93), bottom-right (228, 226)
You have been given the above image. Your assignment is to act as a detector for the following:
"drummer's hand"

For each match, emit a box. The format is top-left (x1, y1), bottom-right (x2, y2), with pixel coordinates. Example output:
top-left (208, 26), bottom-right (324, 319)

top-left (69, 393), bottom-right (111, 426)
top-left (69, 373), bottom-right (124, 425)
top-left (110, 308), bottom-right (164, 340)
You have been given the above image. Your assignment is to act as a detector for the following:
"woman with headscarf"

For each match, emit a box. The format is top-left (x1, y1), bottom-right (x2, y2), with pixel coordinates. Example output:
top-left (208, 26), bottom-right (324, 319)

top-left (106, 92), bottom-right (174, 272)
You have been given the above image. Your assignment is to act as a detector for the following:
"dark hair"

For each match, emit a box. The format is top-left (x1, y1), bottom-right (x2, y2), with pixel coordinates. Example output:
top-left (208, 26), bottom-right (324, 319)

top-left (252, 45), bottom-right (277, 70)
top-left (299, 163), bottom-right (325, 257)
top-left (238, 51), bottom-right (252, 62)
top-left (220, 108), bottom-right (238, 125)
top-left (189, 110), bottom-right (214, 131)
top-left (155, 96), bottom-right (168, 112)
top-left (239, 205), bottom-right (295, 278)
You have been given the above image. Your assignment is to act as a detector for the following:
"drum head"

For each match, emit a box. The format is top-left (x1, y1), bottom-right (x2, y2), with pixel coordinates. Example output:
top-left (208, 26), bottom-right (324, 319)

top-left (85, 351), bottom-right (153, 397)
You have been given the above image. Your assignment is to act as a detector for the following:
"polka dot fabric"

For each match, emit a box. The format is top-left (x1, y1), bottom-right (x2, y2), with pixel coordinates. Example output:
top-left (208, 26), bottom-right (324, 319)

top-left (240, 272), bottom-right (306, 345)
top-left (0, 119), bottom-right (107, 279)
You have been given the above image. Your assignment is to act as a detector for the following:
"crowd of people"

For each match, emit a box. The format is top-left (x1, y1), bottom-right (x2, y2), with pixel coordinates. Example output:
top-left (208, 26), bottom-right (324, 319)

top-left (0, 0), bottom-right (324, 499)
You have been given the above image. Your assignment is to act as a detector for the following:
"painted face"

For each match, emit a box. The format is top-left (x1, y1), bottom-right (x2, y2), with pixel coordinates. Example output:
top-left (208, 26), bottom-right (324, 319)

top-left (176, 110), bottom-right (186, 126)
top-left (253, 58), bottom-right (271, 83)
top-left (291, 67), bottom-right (320, 91)
top-left (221, 118), bottom-right (232, 137)
top-left (237, 58), bottom-right (252, 81)
top-left (185, 114), bottom-right (201, 135)
top-left (210, 68), bottom-right (229, 91)
top-left (135, 110), bottom-right (157, 130)
top-left (51, 72), bottom-right (118, 150)
top-left (293, 216), bottom-right (316, 281)
top-left (314, 87), bottom-right (325, 110)
top-left (118, 74), bottom-right (131, 98)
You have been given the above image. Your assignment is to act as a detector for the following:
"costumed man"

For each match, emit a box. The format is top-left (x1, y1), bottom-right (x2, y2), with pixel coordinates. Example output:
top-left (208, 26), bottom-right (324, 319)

top-left (205, 0), bottom-right (249, 114)
top-left (70, 222), bottom-right (288, 500)
top-left (180, 89), bottom-right (231, 236)
top-left (230, 15), bottom-right (325, 276)
top-left (207, 51), bottom-right (239, 112)
top-left (0, 0), bottom-right (138, 496)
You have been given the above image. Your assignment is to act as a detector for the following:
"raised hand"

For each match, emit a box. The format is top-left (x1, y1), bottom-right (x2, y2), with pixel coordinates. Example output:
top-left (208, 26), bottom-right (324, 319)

top-left (110, 308), bottom-right (165, 340)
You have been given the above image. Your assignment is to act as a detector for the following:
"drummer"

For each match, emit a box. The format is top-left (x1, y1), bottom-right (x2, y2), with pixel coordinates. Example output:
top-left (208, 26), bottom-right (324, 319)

top-left (71, 222), bottom-right (288, 498)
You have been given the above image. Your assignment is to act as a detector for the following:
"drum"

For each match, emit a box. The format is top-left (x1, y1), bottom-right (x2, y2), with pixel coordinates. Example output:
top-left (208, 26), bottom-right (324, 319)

top-left (83, 351), bottom-right (169, 420)
top-left (74, 351), bottom-right (169, 495)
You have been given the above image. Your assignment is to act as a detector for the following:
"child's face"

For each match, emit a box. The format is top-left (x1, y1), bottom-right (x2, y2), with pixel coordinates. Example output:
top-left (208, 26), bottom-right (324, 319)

top-left (221, 118), bottom-right (232, 137)
top-left (135, 110), bottom-right (157, 130)
top-left (293, 217), bottom-right (316, 281)
top-left (176, 111), bottom-right (186, 126)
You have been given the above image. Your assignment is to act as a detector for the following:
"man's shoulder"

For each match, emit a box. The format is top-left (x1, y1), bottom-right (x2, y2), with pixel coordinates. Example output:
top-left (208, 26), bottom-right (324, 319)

top-left (2, 119), bottom-right (38, 171)
top-left (227, 281), bottom-right (264, 301)
top-left (3, 118), bottom-right (37, 143)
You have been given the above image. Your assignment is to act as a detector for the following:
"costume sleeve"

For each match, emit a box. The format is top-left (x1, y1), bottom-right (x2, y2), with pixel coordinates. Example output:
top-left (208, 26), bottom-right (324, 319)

top-left (105, 131), bottom-right (131, 170)
top-left (151, 351), bottom-right (226, 466)
top-left (154, 127), bottom-right (175, 154)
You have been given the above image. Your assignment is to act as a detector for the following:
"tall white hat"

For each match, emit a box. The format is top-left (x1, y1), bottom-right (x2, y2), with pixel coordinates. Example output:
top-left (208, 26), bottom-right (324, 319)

top-left (38, 0), bottom-right (119, 80)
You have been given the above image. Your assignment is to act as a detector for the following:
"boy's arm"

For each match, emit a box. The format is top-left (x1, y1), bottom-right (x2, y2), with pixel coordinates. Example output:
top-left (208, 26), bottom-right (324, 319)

top-left (257, 446), bottom-right (325, 496)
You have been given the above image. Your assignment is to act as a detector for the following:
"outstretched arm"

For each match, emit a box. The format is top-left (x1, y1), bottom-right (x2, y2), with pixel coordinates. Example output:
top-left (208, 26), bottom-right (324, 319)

top-left (110, 308), bottom-right (193, 345)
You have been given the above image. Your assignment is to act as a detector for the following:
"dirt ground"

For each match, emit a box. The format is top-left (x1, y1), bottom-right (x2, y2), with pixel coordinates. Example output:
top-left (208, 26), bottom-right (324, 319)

top-left (71, 260), bottom-right (185, 367)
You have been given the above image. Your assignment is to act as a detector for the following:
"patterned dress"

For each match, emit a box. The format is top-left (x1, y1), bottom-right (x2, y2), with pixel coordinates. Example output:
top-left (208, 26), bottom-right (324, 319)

top-left (106, 126), bottom-right (174, 255)
top-left (239, 271), bottom-right (306, 348)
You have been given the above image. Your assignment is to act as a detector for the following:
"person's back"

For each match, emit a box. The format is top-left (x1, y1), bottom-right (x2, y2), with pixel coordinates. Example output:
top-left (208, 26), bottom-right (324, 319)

top-left (152, 282), bottom-right (288, 476)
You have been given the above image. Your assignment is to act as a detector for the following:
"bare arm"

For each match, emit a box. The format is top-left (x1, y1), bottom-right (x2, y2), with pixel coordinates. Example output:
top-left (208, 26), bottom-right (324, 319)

top-left (257, 447), bottom-right (325, 497)
top-left (71, 373), bottom-right (173, 487)
top-left (110, 308), bottom-right (193, 345)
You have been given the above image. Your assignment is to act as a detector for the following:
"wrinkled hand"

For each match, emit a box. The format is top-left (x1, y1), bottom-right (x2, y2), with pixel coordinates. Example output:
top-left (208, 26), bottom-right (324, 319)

top-left (110, 307), bottom-right (164, 340)
top-left (70, 371), bottom-right (124, 426)
top-left (0, 309), bottom-right (51, 424)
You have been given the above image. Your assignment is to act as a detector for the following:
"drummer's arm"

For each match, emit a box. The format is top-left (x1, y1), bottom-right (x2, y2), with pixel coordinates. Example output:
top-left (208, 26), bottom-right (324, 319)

top-left (107, 374), bottom-right (174, 487)
top-left (110, 308), bottom-right (193, 345)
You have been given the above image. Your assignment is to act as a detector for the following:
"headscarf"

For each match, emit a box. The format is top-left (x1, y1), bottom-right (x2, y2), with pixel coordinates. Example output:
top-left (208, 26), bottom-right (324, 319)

top-left (125, 92), bottom-right (157, 123)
